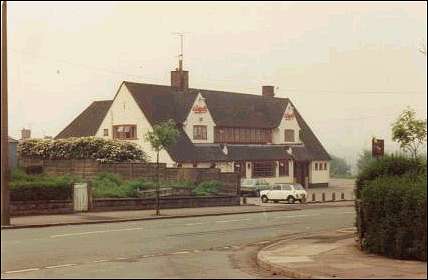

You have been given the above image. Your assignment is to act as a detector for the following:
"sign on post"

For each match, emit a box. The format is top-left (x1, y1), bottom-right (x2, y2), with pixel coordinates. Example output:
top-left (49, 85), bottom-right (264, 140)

top-left (372, 137), bottom-right (384, 158)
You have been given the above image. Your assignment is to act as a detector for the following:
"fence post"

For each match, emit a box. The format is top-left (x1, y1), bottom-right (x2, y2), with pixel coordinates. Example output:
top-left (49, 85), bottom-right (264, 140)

top-left (312, 193), bottom-right (316, 202)
top-left (341, 192), bottom-right (345, 200)
top-left (322, 193), bottom-right (325, 202)
top-left (332, 192), bottom-right (336, 201)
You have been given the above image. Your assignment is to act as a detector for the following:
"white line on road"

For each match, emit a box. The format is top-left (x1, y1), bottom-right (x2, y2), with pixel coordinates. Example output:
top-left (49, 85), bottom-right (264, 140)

top-left (170, 251), bottom-right (191, 255)
top-left (45, 264), bottom-right (77, 269)
top-left (215, 218), bottom-right (250, 223)
top-left (93, 260), bottom-right (109, 263)
top-left (4, 268), bottom-right (40, 274)
top-left (184, 222), bottom-right (207, 226)
top-left (273, 214), bottom-right (320, 219)
top-left (50, 227), bottom-right (144, 238)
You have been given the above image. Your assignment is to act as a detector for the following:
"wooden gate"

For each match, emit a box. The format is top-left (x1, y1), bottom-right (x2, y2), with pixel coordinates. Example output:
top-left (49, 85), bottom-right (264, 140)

top-left (73, 183), bottom-right (88, 212)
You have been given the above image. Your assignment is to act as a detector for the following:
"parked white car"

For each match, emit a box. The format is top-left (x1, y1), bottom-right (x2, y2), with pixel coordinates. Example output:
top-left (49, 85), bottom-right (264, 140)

top-left (260, 183), bottom-right (307, 204)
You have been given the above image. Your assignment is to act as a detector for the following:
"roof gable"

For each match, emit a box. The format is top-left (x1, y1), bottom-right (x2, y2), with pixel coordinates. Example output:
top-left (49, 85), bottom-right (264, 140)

top-left (55, 100), bottom-right (112, 139)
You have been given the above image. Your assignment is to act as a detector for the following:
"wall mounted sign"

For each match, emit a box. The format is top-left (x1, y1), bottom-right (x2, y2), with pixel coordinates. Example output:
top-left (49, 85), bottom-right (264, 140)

top-left (192, 105), bottom-right (207, 113)
top-left (284, 106), bottom-right (295, 120)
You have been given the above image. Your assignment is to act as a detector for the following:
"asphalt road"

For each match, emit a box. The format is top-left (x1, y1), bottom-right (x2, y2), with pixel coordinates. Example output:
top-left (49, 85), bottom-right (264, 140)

top-left (1, 206), bottom-right (355, 278)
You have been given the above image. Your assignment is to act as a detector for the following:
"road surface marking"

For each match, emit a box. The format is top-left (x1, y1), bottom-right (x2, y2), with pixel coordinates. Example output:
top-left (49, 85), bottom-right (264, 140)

top-left (50, 227), bottom-right (144, 238)
top-left (185, 222), bottom-right (206, 226)
top-left (273, 214), bottom-right (320, 219)
top-left (93, 260), bottom-right (109, 263)
top-left (215, 218), bottom-right (250, 223)
top-left (4, 268), bottom-right (40, 274)
top-left (45, 264), bottom-right (76, 269)
top-left (342, 211), bottom-right (355, 214)
top-left (115, 257), bottom-right (129, 260)
top-left (170, 251), bottom-right (190, 255)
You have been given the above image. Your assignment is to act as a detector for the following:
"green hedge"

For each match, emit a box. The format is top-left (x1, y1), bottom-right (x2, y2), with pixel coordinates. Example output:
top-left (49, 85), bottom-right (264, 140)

top-left (359, 174), bottom-right (426, 261)
top-left (18, 137), bottom-right (147, 162)
top-left (10, 169), bottom-right (78, 201)
top-left (355, 155), bottom-right (427, 261)
top-left (355, 155), bottom-right (425, 199)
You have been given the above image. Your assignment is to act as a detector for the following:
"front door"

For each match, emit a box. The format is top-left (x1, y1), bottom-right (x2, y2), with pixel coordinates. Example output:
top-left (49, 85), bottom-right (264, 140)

top-left (294, 161), bottom-right (309, 186)
top-left (234, 161), bottom-right (246, 178)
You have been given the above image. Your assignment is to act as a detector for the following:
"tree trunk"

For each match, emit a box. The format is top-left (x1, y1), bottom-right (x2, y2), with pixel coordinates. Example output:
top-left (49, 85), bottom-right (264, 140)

top-left (156, 151), bottom-right (160, 216)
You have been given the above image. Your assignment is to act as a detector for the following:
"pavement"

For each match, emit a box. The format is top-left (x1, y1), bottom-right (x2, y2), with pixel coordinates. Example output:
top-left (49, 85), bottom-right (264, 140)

top-left (257, 230), bottom-right (427, 279)
top-left (2, 200), bottom-right (354, 230)
top-left (1, 205), bottom-right (355, 278)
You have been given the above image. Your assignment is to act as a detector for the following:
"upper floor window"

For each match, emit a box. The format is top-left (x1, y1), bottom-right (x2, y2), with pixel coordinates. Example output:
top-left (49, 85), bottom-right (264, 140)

top-left (103, 129), bottom-right (109, 136)
top-left (113, 125), bottom-right (137, 140)
top-left (214, 127), bottom-right (272, 144)
top-left (284, 129), bottom-right (295, 142)
top-left (193, 125), bottom-right (207, 140)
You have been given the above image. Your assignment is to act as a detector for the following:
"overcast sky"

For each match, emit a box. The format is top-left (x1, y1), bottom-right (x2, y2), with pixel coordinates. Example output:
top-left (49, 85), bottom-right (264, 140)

top-left (4, 1), bottom-right (427, 166)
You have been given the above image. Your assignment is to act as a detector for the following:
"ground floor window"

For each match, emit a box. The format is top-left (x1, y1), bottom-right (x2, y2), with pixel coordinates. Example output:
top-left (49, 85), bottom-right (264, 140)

top-left (113, 125), bottom-right (137, 140)
top-left (278, 160), bottom-right (289, 176)
top-left (252, 161), bottom-right (274, 178)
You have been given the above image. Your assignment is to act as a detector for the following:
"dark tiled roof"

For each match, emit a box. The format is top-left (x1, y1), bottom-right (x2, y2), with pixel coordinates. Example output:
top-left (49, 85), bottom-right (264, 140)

top-left (56, 82), bottom-right (330, 162)
top-left (55, 100), bottom-right (112, 139)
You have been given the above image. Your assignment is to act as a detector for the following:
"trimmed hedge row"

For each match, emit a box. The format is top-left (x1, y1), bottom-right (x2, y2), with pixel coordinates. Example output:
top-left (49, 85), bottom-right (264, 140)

top-left (356, 155), bottom-right (427, 261)
top-left (359, 174), bottom-right (426, 261)
top-left (355, 155), bottom-right (425, 199)
top-left (10, 169), bottom-right (77, 201)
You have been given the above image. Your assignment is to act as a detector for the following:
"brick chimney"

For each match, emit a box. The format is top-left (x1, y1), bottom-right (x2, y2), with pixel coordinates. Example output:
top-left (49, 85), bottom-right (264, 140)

top-left (262, 85), bottom-right (275, 97)
top-left (171, 53), bottom-right (189, 91)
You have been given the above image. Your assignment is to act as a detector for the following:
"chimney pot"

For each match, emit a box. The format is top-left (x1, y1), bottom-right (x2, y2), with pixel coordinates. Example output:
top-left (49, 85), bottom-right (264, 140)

top-left (262, 85), bottom-right (275, 97)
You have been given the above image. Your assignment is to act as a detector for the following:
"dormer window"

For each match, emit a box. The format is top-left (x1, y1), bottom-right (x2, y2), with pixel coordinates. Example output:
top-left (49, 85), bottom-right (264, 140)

top-left (284, 129), bottom-right (295, 142)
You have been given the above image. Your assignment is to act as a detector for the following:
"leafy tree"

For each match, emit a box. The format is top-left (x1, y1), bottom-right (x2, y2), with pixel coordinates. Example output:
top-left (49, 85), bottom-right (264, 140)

top-left (356, 150), bottom-right (374, 174)
top-left (144, 119), bottom-right (180, 215)
top-left (330, 155), bottom-right (352, 178)
top-left (391, 108), bottom-right (427, 159)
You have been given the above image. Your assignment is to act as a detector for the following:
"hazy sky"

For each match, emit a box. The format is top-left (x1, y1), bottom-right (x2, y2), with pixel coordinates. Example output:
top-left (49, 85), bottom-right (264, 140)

top-left (4, 1), bottom-right (427, 166)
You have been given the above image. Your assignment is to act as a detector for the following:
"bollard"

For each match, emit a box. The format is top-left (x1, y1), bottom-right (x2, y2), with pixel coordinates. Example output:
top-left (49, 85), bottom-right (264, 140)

top-left (312, 193), bottom-right (316, 202)
top-left (341, 192), bottom-right (345, 200)
top-left (322, 193), bottom-right (326, 202)
top-left (332, 192), bottom-right (336, 201)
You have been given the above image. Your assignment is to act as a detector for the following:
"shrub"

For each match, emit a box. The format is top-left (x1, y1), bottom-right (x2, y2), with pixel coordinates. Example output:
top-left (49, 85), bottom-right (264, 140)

top-left (355, 155), bottom-right (426, 199)
top-left (10, 169), bottom-right (79, 201)
top-left (359, 174), bottom-right (426, 261)
top-left (192, 180), bottom-right (223, 196)
top-left (18, 137), bottom-right (147, 162)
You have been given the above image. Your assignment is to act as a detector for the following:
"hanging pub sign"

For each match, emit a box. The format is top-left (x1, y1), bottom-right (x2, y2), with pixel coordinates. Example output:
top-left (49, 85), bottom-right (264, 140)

top-left (372, 137), bottom-right (384, 158)
top-left (192, 105), bottom-right (208, 113)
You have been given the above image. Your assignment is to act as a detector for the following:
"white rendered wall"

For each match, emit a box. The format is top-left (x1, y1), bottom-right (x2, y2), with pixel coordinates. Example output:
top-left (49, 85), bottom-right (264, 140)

top-left (95, 84), bottom-right (175, 166)
top-left (308, 161), bottom-right (330, 184)
top-left (183, 93), bottom-right (216, 144)
top-left (272, 103), bottom-right (302, 144)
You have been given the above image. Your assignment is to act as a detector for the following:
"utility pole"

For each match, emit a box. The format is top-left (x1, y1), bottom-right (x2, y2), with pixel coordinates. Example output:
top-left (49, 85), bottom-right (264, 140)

top-left (1, 0), bottom-right (11, 226)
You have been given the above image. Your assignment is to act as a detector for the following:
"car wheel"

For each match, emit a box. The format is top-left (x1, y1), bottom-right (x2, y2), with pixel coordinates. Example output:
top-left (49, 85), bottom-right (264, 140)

top-left (261, 195), bottom-right (269, 203)
top-left (287, 196), bottom-right (295, 204)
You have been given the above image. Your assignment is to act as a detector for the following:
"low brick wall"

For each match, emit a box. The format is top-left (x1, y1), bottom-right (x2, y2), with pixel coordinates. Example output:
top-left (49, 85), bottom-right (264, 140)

top-left (10, 196), bottom-right (241, 216)
top-left (11, 200), bottom-right (73, 216)
top-left (92, 196), bottom-right (240, 212)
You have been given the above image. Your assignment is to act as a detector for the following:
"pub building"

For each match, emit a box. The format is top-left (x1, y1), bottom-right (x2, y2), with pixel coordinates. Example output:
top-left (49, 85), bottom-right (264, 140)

top-left (56, 60), bottom-right (330, 188)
